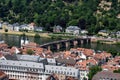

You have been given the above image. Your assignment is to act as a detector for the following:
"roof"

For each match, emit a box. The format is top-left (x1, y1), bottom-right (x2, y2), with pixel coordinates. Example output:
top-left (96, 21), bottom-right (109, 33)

top-left (55, 57), bottom-right (76, 65)
top-left (12, 23), bottom-right (19, 26)
top-left (66, 26), bottom-right (80, 30)
top-left (29, 22), bottom-right (35, 26)
top-left (101, 65), bottom-right (119, 71)
top-left (0, 60), bottom-right (44, 69)
top-left (5, 54), bottom-right (18, 60)
top-left (16, 54), bottom-right (40, 62)
top-left (99, 30), bottom-right (108, 33)
top-left (47, 58), bottom-right (56, 64)
top-left (92, 71), bottom-right (120, 80)
top-left (54, 25), bottom-right (62, 29)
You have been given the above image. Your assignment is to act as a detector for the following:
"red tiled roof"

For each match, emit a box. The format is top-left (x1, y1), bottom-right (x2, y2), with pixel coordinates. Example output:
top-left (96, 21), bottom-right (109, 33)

top-left (92, 71), bottom-right (120, 80)
top-left (101, 65), bottom-right (120, 71)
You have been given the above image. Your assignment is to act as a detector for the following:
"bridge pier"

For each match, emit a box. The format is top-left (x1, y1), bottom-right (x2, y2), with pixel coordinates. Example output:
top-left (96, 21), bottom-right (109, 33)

top-left (57, 43), bottom-right (60, 50)
top-left (65, 42), bottom-right (69, 48)
top-left (73, 40), bottom-right (77, 47)
top-left (69, 40), bottom-right (74, 47)
top-left (47, 46), bottom-right (51, 51)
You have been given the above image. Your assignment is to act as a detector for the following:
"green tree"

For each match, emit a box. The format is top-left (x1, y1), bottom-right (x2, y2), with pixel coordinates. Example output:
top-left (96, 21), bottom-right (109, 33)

top-left (88, 66), bottom-right (102, 80)
top-left (114, 69), bottom-right (120, 73)
top-left (5, 29), bottom-right (8, 32)
top-left (26, 49), bottom-right (34, 55)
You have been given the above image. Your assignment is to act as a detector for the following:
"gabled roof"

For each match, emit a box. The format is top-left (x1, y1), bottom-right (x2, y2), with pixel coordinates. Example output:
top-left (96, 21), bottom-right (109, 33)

top-left (0, 60), bottom-right (44, 69)
top-left (92, 71), bottom-right (120, 80)
top-left (66, 26), bottom-right (80, 30)
top-left (55, 57), bottom-right (76, 65)
top-left (16, 54), bottom-right (40, 62)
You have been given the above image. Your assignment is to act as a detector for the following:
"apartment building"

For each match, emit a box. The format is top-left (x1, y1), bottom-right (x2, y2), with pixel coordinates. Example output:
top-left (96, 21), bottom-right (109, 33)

top-left (0, 54), bottom-right (80, 80)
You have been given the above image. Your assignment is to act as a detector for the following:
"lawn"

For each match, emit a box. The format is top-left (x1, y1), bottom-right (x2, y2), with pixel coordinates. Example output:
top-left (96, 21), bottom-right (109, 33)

top-left (0, 30), bottom-right (50, 38)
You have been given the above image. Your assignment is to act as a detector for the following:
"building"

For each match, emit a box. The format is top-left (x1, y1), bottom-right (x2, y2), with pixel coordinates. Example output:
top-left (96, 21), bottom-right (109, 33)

top-left (13, 23), bottom-right (20, 31)
top-left (92, 71), bottom-right (120, 80)
top-left (0, 54), bottom-right (80, 80)
top-left (66, 26), bottom-right (80, 35)
top-left (35, 27), bottom-right (43, 32)
top-left (7, 24), bottom-right (14, 31)
top-left (53, 25), bottom-right (62, 33)
top-left (2, 22), bottom-right (9, 30)
top-left (98, 30), bottom-right (109, 36)
top-left (28, 22), bottom-right (36, 31)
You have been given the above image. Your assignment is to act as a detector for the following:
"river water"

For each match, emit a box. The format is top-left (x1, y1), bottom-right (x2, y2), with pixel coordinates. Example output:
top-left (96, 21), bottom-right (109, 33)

top-left (0, 34), bottom-right (120, 52)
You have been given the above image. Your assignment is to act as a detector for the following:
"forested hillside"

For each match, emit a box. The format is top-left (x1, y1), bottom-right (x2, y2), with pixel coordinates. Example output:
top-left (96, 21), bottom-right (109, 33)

top-left (0, 0), bottom-right (120, 33)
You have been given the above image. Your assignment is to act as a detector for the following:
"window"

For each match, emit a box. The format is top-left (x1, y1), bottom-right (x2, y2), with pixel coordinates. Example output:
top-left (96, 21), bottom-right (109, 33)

top-left (67, 72), bottom-right (69, 75)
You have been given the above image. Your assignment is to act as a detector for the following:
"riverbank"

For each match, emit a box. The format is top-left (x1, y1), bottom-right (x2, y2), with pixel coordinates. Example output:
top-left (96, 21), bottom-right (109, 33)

top-left (0, 30), bottom-right (50, 38)
top-left (91, 38), bottom-right (118, 44)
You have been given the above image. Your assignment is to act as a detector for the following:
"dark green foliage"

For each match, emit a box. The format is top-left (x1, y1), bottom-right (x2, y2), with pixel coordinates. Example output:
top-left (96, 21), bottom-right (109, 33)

top-left (114, 69), bottom-right (120, 73)
top-left (88, 66), bottom-right (102, 80)
top-left (34, 33), bottom-right (40, 38)
top-left (107, 48), bottom-right (118, 57)
top-left (4, 29), bottom-right (8, 32)
top-left (0, 0), bottom-right (120, 33)
top-left (26, 49), bottom-right (34, 55)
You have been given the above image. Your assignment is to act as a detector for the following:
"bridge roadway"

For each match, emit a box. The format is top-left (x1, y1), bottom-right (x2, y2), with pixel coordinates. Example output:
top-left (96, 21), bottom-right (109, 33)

top-left (40, 37), bottom-right (90, 48)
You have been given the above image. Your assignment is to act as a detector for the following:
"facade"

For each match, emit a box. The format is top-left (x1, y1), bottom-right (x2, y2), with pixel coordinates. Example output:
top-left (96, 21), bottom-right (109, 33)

top-left (98, 30), bottom-right (109, 36)
top-left (28, 22), bottom-right (36, 31)
top-left (7, 24), bottom-right (14, 31)
top-left (0, 54), bottom-right (80, 80)
top-left (35, 27), bottom-right (43, 32)
top-left (2, 22), bottom-right (9, 30)
top-left (19, 24), bottom-right (29, 31)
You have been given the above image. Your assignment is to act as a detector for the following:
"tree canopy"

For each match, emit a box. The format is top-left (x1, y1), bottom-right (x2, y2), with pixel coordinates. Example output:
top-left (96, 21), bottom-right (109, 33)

top-left (0, 0), bottom-right (120, 33)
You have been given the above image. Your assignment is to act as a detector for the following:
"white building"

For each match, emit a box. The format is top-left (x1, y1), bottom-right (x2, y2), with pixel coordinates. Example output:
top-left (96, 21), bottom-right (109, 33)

top-left (66, 26), bottom-right (80, 35)
top-left (0, 55), bottom-right (81, 80)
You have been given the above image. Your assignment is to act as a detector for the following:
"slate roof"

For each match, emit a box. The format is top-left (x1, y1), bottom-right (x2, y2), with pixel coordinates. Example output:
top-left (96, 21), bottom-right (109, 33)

top-left (92, 71), bottom-right (120, 80)
top-left (0, 60), bottom-right (44, 69)
top-left (55, 57), bottom-right (76, 65)
top-left (66, 26), bottom-right (80, 30)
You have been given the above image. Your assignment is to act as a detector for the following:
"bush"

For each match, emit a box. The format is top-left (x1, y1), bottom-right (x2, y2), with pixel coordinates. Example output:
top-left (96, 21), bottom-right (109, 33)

top-left (34, 33), bottom-right (40, 38)
top-left (4, 29), bottom-right (8, 32)
top-left (27, 49), bottom-right (34, 55)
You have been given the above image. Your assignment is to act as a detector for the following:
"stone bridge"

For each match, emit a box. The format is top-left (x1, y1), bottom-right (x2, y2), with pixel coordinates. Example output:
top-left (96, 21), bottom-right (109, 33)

top-left (40, 37), bottom-right (91, 51)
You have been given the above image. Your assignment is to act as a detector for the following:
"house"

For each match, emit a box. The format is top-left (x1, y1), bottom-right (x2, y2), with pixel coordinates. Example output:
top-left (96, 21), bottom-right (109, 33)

top-left (13, 23), bottom-right (20, 31)
top-left (28, 22), bottom-right (36, 31)
top-left (35, 27), bottom-right (43, 32)
top-left (7, 24), bottom-right (14, 31)
top-left (19, 24), bottom-right (29, 31)
top-left (116, 31), bottom-right (120, 37)
top-left (66, 26), bottom-right (80, 35)
top-left (92, 71), bottom-right (120, 80)
top-left (94, 52), bottom-right (112, 65)
top-left (53, 25), bottom-right (62, 33)
top-left (98, 30), bottom-right (109, 36)
top-left (2, 22), bottom-right (9, 30)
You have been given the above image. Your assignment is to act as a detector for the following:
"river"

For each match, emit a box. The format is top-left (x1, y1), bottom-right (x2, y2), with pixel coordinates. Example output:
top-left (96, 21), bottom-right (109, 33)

top-left (0, 34), bottom-right (120, 52)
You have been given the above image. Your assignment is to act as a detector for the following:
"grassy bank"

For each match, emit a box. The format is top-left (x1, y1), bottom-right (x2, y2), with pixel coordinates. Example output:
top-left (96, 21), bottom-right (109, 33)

top-left (0, 30), bottom-right (50, 38)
